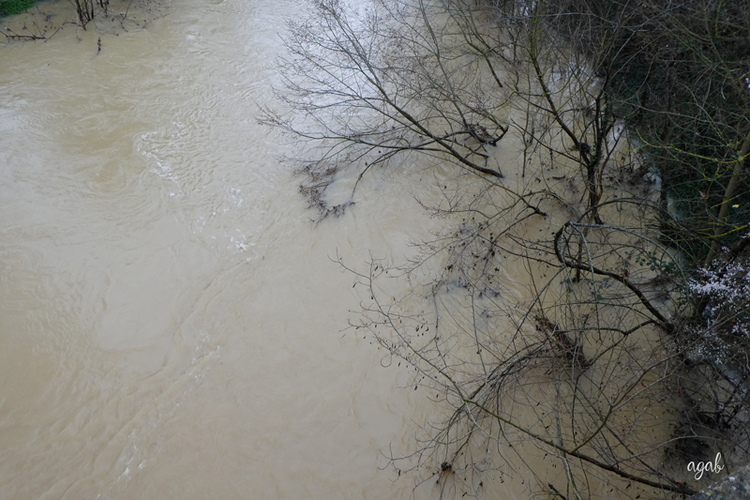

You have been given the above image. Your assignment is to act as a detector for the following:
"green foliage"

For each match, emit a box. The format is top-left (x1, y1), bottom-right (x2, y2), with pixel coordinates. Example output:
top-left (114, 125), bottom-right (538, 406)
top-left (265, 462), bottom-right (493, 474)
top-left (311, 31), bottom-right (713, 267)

top-left (625, 249), bottom-right (678, 275)
top-left (546, 0), bottom-right (750, 266)
top-left (0, 0), bottom-right (38, 17)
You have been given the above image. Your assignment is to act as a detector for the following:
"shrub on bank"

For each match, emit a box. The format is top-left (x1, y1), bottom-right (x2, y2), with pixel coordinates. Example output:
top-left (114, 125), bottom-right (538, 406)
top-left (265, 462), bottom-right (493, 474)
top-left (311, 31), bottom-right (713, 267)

top-left (544, 0), bottom-right (750, 266)
top-left (543, 0), bottom-right (750, 480)
top-left (0, 0), bottom-right (38, 17)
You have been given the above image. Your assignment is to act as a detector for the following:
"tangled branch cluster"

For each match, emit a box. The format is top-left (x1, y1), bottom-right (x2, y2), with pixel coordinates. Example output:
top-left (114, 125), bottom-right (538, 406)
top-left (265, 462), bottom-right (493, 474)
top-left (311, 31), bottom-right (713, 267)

top-left (266, 0), bottom-right (750, 497)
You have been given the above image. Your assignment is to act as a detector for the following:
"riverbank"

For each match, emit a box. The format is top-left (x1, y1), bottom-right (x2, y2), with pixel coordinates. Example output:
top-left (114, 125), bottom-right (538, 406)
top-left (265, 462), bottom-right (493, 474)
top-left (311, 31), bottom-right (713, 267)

top-left (0, 0), bottom-right (38, 17)
top-left (1, 0), bottom-right (167, 41)
top-left (544, 0), bottom-right (750, 482)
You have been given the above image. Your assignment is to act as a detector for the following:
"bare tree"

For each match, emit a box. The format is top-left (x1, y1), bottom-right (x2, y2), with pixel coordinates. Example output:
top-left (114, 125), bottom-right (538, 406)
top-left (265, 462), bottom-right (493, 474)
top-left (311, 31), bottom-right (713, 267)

top-left (267, 0), bottom-right (750, 497)
top-left (71, 0), bottom-right (109, 28)
top-left (260, 0), bottom-right (521, 216)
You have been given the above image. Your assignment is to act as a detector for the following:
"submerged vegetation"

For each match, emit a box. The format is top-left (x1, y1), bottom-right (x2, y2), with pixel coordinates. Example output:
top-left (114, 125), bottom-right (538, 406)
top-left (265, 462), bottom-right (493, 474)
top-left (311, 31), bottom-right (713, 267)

top-left (0, 0), bottom-right (109, 24)
top-left (266, 0), bottom-right (750, 497)
top-left (1, 0), bottom-right (162, 41)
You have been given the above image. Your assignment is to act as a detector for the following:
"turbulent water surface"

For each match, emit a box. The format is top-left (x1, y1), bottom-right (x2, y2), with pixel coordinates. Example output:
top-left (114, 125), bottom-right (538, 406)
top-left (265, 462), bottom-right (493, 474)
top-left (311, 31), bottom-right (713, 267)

top-left (0, 1), bottom-right (554, 498)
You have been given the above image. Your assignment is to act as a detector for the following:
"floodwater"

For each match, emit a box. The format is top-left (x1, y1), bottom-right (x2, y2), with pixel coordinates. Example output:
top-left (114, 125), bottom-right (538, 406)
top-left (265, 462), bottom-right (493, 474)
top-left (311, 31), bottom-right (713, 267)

top-left (0, 0), bottom-right (529, 498)
top-left (0, 0), bottom-right (671, 499)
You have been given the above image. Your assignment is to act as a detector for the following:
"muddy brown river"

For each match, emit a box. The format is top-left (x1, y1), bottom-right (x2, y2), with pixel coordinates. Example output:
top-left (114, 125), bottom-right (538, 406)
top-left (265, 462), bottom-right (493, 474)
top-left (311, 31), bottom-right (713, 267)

top-left (0, 1), bottom-right (526, 498)
top-left (0, 0), bottom-right (670, 498)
